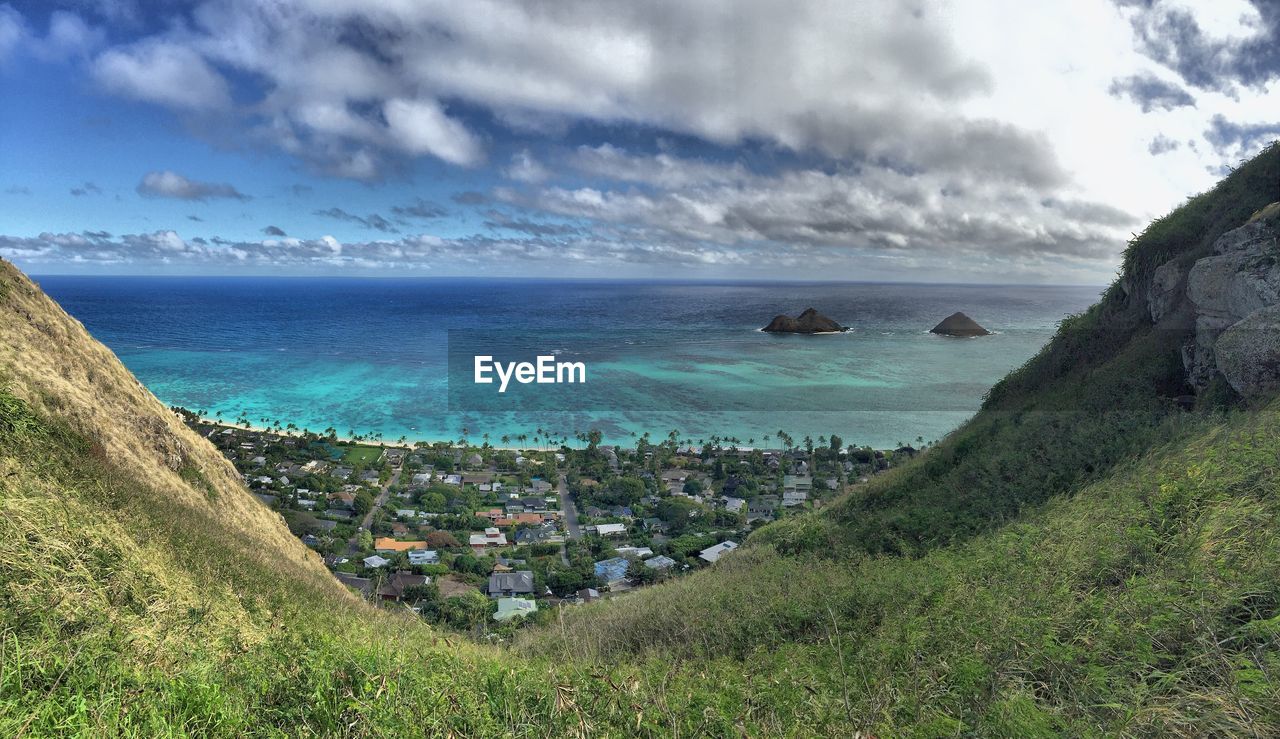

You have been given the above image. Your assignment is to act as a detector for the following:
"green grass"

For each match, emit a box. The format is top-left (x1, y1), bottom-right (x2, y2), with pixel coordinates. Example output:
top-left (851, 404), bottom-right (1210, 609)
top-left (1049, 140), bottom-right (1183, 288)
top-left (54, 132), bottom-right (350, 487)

top-left (342, 445), bottom-right (384, 466)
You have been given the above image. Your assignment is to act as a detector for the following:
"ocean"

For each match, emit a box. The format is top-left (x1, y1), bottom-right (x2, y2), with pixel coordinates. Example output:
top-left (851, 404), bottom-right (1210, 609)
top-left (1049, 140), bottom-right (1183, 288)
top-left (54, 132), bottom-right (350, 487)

top-left (36, 277), bottom-right (1102, 449)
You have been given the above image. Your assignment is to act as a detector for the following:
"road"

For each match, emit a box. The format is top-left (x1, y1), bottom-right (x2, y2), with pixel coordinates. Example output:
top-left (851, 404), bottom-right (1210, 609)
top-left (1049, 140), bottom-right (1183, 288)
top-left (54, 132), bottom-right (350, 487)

top-left (557, 473), bottom-right (580, 566)
top-left (348, 467), bottom-right (401, 554)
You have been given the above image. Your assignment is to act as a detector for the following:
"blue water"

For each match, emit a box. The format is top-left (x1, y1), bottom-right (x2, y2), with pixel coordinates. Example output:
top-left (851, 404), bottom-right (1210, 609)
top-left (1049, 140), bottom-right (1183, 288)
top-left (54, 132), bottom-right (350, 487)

top-left (36, 277), bottom-right (1101, 449)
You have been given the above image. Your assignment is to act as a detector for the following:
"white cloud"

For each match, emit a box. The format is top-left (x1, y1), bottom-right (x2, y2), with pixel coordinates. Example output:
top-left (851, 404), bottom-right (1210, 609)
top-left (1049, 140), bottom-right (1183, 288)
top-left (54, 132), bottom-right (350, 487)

top-left (503, 149), bottom-right (550, 183)
top-left (93, 39), bottom-right (231, 110)
top-left (136, 171), bottom-right (249, 201)
top-left (383, 98), bottom-right (483, 166)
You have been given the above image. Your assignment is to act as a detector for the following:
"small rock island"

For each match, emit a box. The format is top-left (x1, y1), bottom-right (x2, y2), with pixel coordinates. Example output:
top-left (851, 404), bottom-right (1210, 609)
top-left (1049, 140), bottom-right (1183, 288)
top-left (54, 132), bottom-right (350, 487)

top-left (930, 311), bottom-right (991, 337)
top-left (762, 307), bottom-right (848, 334)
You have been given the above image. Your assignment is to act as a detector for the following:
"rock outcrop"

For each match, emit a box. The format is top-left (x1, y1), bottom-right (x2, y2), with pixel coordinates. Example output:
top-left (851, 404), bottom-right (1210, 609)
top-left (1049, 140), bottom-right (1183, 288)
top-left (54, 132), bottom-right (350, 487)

top-left (1160, 203), bottom-right (1280, 396)
top-left (930, 312), bottom-right (991, 337)
top-left (762, 307), bottom-right (847, 333)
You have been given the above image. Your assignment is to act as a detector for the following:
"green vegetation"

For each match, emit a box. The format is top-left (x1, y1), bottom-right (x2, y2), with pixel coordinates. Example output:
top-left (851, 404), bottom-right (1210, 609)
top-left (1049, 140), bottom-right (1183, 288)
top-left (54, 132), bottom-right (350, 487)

top-left (342, 444), bottom-right (385, 465)
top-left (3, 145), bottom-right (1280, 735)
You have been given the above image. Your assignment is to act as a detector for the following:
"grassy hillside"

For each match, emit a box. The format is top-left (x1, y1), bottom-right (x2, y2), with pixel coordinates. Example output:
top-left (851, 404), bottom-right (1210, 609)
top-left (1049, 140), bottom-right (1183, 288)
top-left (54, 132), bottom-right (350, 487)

top-left (3, 145), bottom-right (1280, 736)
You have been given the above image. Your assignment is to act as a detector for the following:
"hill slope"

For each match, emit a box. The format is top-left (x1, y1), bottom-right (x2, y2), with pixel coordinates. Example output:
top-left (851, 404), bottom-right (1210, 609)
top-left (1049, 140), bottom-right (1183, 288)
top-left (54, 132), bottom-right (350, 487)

top-left (3, 144), bottom-right (1280, 736)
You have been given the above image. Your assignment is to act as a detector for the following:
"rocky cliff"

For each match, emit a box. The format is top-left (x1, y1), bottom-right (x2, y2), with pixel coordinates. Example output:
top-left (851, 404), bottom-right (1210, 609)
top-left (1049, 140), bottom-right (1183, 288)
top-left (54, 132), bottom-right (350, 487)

top-left (1147, 202), bottom-right (1280, 397)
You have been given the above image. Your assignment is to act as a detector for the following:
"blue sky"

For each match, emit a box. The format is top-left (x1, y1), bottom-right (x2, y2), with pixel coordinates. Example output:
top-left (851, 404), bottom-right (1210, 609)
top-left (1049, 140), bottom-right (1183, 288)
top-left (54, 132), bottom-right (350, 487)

top-left (2, 0), bottom-right (1279, 282)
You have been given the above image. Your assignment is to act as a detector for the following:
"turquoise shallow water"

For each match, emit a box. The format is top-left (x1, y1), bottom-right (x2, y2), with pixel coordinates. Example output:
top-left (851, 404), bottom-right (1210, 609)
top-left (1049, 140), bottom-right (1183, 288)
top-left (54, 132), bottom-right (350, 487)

top-left (37, 277), bottom-right (1101, 448)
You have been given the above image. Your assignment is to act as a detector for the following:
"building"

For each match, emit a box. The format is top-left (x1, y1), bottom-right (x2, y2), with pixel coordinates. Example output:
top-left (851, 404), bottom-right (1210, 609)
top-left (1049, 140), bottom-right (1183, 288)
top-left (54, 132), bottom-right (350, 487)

top-left (374, 537), bottom-right (426, 553)
top-left (487, 571), bottom-right (535, 598)
top-left (363, 555), bottom-right (391, 568)
top-left (378, 572), bottom-right (429, 602)
top-left (644, 555), bottom-right (677, 571)
top-left (407, 550), bottom-right (439, 566)
top-left (590, 523), bottom-right (627, 537)
top-left (469, 527), bottom-right (508, 553)
top-left (698, 541), bottom-right (739, 564)
top-left (594, 557), bottom-right (631, 587)
top-left (493, 597), bottom-right (538, 621)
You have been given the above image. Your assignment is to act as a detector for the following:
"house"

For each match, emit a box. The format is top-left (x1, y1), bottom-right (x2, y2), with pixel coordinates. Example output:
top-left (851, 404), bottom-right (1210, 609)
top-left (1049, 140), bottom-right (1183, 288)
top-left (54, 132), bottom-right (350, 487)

top-left (407, 550), bottom-right (439, 566)
top-left (378, 571), bottom-right (429, 602)
top-left (476, 508), bottom-right (504, 521)
top-left (374, 537), bottom-right (427, 553)
top-left (642, 517), bottom-right (669, 533)
top-left (466, 453), bottom-right (484, 467)
top-left (363, 555), bottom-right (391, 568)
top-left (584, 506), bottom-right (608, 518)
top-left (410, 472), bottom-right (433, 486)
top-left (722, 496), bottom-right (746, 513)
top-left (334, 572), bottom-right (374, 598)
top-left (493, 597), bottom-right (538, 621)
top-left (469, 527), bottom-right (508, 553)
top-left (514, 528), bottom-right (563, 546)
top-left (328, 492), bottom-right (356, 510)
top-left (487, 570), bottom-right (535, 598)
top-left (782, 491), bottom-right (808, 507)
top-left (698, 541), bottom-right (739, 564)
top-left (590, 523), bottom-right (627, 537)
top-left (594, 557), bottom-right (631, 586)
top-left (390, 522), bottom-right (409, 537)
top-left (644, 555), bottom-right (677, 570)
top-left (783, 475), bottom-right (812, 495)
top-left (614, 546), bottom-right (654, 559)
top-left (254, 493), bottom-right (277, 506)
top-left (575, 588), bottom-right (601, 602)
top-left (443, 474), bottom-right (462, 486)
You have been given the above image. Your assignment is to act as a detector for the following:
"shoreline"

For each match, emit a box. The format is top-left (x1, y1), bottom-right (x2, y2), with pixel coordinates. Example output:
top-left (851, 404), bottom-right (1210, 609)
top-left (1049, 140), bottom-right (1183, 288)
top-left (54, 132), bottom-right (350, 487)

top-left (188, 415), bottom-right (829, 455)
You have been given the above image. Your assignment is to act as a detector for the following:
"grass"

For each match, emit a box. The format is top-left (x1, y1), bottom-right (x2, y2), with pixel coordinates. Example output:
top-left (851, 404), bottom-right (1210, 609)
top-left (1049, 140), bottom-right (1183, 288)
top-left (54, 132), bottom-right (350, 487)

top-left (342, 445), bottom-right (385, 466)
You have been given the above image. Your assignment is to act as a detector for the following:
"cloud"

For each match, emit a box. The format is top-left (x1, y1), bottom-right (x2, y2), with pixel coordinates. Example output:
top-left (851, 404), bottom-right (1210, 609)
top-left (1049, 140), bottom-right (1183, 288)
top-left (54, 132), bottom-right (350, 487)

top-left (383, 98), bottom-right (483, 167)
top-left (1204, 114), bottom-right (1280, 157)
top-left (1148, 134), bottom-right (1182, 155)
top-left (1108, 73), bottom-right (1196, 112)
top-left (136, 171), bottom-right (249, 201)
top-left (482, 210), bottom-right (579, 237)
top-left (451, 191), bottom-right (489, 205)
top-left (390, 198), bottom-right (448, 220)
top-left (495, 148), bottom-right (1135, 265)
top-left (70, 181), bottom-right (103, 197)
top-left (187, 214), bottom-right (203, 221)
top-left (262, 225), bottom-right (286, 236)
top-left (4, 185), bottom-right (31, 195)
top-left (66, 0), bottom-right (1066, 186)
top-left (503, 149), bottom-right (550, 183)
top-left (93, 39), bottom-right (231, 110)
top-left (313, 207), bottom-right (399, 233)
top-left (1118, 0), bottom-right (1280, 94)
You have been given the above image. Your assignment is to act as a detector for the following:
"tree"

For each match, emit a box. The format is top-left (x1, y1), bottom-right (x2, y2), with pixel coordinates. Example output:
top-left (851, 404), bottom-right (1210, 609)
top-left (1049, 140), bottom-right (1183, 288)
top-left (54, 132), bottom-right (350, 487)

top-left (353, 489), bottom-right (375, 516)
top-left (425, 530), bottom-right (460, 549)
top-left (357, 529), bottom-right (373, 551)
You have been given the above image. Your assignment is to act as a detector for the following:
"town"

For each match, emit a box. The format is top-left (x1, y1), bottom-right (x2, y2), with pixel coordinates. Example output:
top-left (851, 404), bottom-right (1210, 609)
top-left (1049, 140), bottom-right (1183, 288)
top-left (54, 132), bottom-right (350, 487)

top-left (173, 408), bottom-right (920, 637)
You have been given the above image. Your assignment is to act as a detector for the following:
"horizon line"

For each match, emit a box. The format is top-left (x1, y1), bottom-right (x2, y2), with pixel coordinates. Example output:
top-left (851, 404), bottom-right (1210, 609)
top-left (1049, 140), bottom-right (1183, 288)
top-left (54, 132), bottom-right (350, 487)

top-left (28, 273), bottom-right (1110, 289)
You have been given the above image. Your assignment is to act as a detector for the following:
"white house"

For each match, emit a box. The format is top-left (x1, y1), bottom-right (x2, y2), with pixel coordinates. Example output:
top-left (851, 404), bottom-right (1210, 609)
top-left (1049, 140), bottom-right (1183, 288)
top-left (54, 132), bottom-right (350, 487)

top-left (698, 541), bottom-right (738, 564)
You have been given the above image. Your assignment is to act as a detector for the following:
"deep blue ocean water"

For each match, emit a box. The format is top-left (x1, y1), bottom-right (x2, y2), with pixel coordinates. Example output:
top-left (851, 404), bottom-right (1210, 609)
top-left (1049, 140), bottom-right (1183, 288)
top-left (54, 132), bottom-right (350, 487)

top-left (36, 277), bottom-right (1102, 448)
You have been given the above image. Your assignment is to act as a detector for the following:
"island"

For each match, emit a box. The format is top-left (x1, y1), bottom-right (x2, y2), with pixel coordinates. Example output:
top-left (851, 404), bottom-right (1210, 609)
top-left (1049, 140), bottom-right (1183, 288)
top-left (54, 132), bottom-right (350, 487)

top-left (930, 311), bottom-right (991, 337)
top-left (761, 307), bottom-right (848, 334)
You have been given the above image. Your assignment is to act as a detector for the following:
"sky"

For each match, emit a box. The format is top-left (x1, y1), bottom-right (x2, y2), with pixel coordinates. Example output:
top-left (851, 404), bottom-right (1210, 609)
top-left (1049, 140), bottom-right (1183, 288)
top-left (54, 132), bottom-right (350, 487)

top-left (1, 0), bottom-right (1278, 283)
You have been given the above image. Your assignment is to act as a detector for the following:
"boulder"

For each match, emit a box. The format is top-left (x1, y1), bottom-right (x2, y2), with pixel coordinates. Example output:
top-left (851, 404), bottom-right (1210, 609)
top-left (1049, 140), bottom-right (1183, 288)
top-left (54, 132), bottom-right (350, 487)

top-left (1147, 260), bottom-right (1185, 324)
top-left (1214, 305), bottom-right (1280, 397)
top-left (1182, 208), bottom-right (1280, 389)
top-left (930, 312), bottom-right (991, 337)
